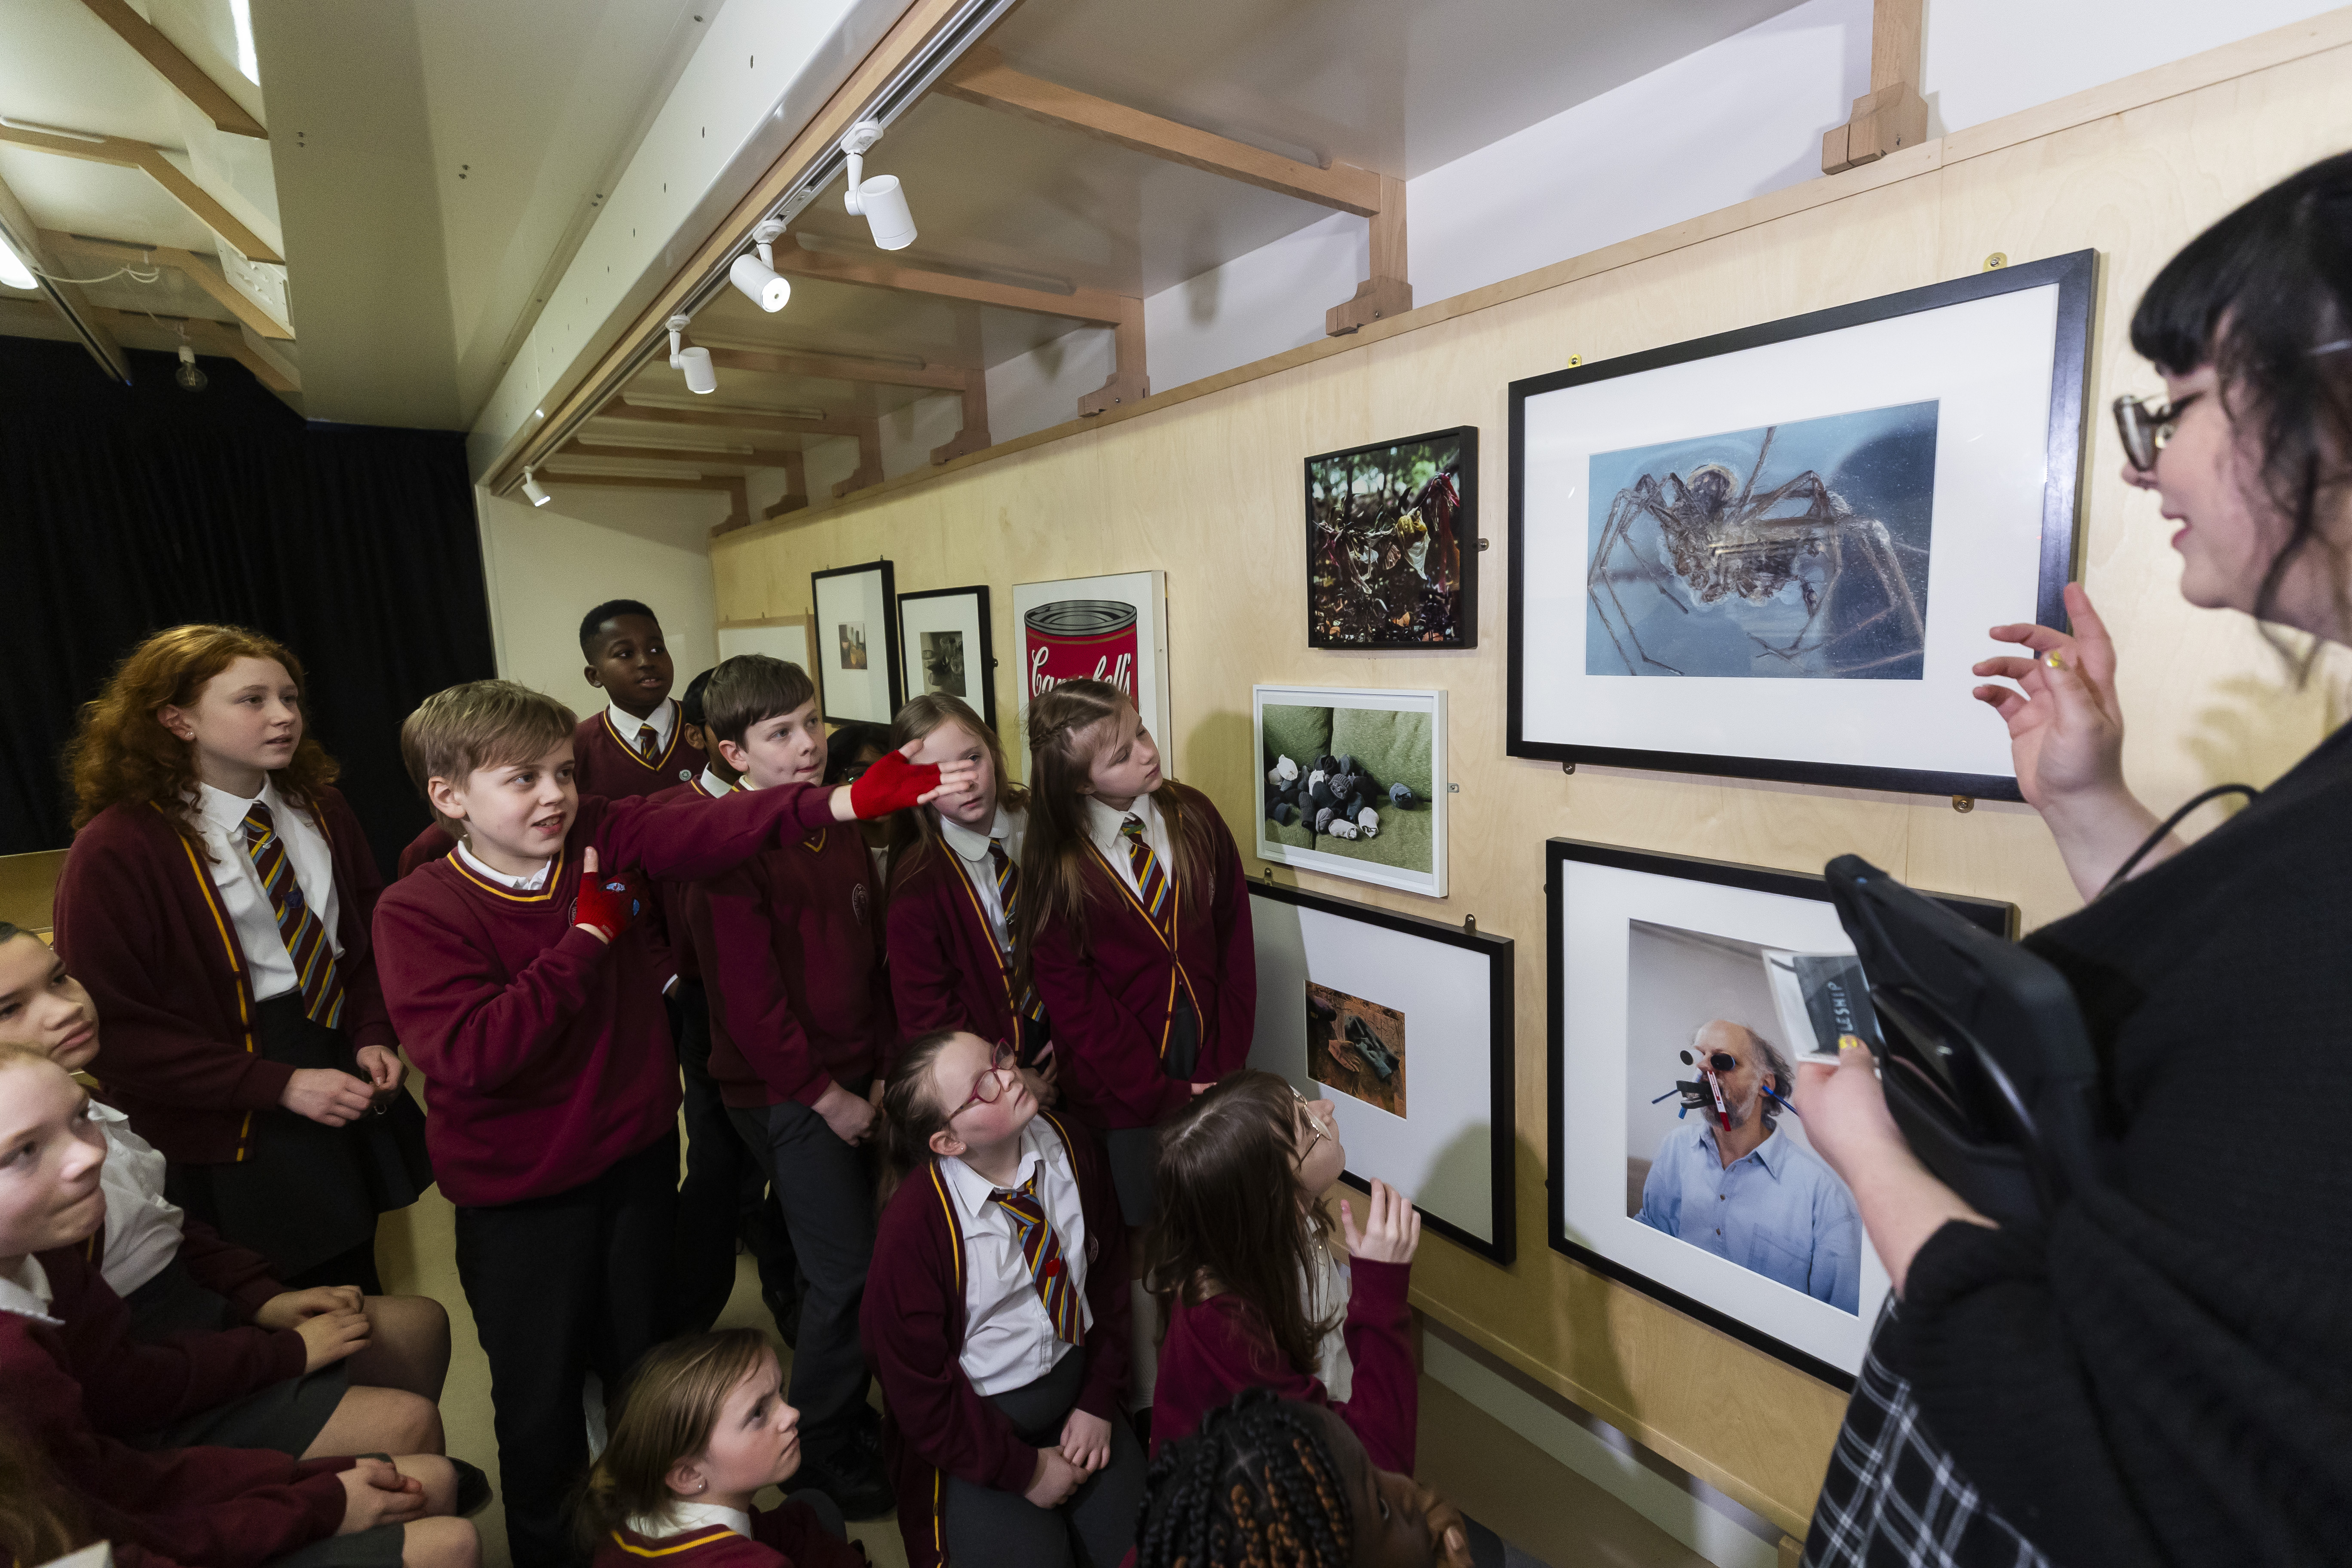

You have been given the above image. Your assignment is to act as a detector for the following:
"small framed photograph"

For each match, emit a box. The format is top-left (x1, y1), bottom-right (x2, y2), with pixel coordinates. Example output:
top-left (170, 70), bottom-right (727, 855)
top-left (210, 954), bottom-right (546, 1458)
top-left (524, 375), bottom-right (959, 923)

top-left (1509, 250), bottom-right (2096, 798)
top-left (897, 585), bottom-right (995, 732)
top-left (1011, 570), bottom-right (1171, 763)
top-left (1548, 838), bottom-right (2014, 1384)
top-left (1306, 426), bottom-right (1477, 649)
top-left (1249, 879), bottom-right (1514, 1264)
top-left (811, 560), bottom-right (901, 724)
top-left (1254, 685), bottom-right (1446, 898)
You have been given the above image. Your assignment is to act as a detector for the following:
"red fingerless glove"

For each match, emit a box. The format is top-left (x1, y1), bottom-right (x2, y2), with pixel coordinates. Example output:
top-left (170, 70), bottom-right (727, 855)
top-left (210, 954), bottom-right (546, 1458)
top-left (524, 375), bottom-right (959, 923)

top-left (848, 750), bottom-right (942, 818)
top-left (573, 869), bottom-right (648, 942)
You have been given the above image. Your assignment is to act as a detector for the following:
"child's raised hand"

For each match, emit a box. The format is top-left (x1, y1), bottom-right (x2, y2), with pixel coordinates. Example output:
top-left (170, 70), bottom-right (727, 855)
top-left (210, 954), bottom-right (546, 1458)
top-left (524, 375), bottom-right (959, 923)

top-left (1340, 1179), bottom-right (1421, 1266)
top-left (1058, 1408), bottom-right (1112, 1475)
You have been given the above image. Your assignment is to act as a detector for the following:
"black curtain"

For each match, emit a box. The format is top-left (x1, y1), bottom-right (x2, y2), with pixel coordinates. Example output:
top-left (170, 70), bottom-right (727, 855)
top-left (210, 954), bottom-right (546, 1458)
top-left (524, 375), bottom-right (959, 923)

top-left (0, 337), bottom-right (497, 874)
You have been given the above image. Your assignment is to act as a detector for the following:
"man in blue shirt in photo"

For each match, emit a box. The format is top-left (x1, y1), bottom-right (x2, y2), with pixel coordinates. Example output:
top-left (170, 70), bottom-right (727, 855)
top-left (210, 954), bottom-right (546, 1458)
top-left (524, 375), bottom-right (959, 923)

top-left (1636, 1019), bottom-right (1861, 1312)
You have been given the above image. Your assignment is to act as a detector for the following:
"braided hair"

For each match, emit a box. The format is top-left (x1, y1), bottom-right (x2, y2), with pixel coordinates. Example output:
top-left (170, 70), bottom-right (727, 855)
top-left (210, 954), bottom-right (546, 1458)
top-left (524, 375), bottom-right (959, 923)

top-left (1136, 1388), bottom-right (1355, 1568)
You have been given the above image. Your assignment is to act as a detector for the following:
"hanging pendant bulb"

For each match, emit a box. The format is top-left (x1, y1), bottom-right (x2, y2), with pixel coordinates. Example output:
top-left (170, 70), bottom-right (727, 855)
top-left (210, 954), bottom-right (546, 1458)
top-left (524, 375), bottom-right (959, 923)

top-left (175, 343), bottom-right (208, 392)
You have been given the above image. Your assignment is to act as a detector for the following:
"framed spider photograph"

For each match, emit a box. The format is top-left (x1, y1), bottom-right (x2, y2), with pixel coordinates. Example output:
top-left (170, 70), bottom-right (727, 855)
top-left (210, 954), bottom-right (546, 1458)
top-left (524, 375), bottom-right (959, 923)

top-left (1508, 250), bottom-right (2096, 799)
top-left (1306, 426), bottom-right (1477, 648)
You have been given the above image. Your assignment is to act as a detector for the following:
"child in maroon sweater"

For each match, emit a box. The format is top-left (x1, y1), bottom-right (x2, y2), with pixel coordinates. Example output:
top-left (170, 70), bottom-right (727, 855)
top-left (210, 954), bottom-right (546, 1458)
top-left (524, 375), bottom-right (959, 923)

top-left (1145, 1072), bottom-right (1420, 1475)
top-left (0, 1044), bottom-right (475, 1568)
top-left (686, 657), bottom-right (900, 1519)
top-left (580, 1329), bottom-right (863, 1568)
top-left (373, 680), bottom-right (959, 1568)
top-left (863, 1030), bottom-right (1142, 1568)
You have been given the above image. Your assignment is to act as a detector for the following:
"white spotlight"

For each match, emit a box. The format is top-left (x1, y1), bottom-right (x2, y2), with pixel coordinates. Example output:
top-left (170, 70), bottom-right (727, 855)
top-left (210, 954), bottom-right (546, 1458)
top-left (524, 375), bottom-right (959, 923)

top-left (667, 314), bottom-right (717, 395)
top-left (729, 219), bottom-right (791, 312)
top-left (841, 120), bottom-right (916, 251)
top-left (521, 467), bottom-right (552, 507)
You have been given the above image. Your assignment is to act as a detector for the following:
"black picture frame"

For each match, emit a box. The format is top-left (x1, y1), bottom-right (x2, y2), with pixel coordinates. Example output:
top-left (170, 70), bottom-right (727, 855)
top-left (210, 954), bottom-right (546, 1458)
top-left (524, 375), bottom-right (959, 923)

top-left (1546, 838), bottom-right (2015, 1386)
top-left (1305, 425), bottom-right (1479, 649)
top-left (896, 583), bottom-right (997, 732)
top-left (1507, 250), bottom-right (2097, 800)
top-left (1248, 877), bottom-right (1515, 1265)
top-left (810, 559), bottom-right (902, 724)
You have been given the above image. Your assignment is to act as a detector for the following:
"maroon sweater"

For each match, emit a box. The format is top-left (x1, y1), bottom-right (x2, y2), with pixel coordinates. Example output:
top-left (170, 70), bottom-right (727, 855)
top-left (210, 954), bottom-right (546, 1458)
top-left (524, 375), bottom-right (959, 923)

top-left (84, 1219), bottom-right (285, 1323)
top-left (395, 821), bottom-right (453, 880)
top-left (1028, 785), bottom-right (1256, 1130)
top-left (1, 1246), bottom-right (346, 1568)
top-left (591, 1503), bottom-right (865, 1568)
top-left (647, 774), bottom-right (734, 986)
top-left (1151, 1256), bottom-right (1416, 1474)
top-left (691, 821), bottom-right (892, 1109)
top-left (575, 709), bottom-right (706, 802)
top-left (52, 790), bottom-right (399, 1165)
top-left (861, 1112), bottom-right (1129, 1568)
top-left (372, 786), bottom-right (835, 1206)
top-left (885, 840), bottom-right (1025, 1050)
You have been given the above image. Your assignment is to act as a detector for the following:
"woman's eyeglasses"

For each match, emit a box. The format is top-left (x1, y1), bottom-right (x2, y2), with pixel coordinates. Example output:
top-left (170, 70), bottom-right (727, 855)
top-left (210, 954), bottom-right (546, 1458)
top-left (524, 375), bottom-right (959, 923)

top-left (2113, 390), bottom-right (2203, 473)
top-left (950, 1041), bottom-right (1020, 1116)
top-left (1289, 1083), bottom-right (1332, 1155)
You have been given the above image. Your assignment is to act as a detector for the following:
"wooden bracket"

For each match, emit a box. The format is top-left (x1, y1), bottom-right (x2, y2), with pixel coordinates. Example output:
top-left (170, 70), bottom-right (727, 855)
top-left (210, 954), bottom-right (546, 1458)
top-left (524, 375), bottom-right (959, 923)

top-left (1327, 174), bottom-right (1410, 336)
top-left (763, 450), bottom-right (812, 518)
top-left (1078, 298), bottom-right (1148, 416)
top-left (1822, 0), bottom-right (1928, 174)
top-left (931, 370), bottom-right (994, 462)
top-left (832, 417), bottom-right (885, 499)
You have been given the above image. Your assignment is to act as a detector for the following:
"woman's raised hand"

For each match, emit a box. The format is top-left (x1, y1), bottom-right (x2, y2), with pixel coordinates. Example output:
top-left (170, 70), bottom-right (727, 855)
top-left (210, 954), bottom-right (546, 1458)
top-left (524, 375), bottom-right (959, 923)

top-left (1969, 582), bottom-right (2128, 812)
top-left (1340, 1178), bottom-right (1421, 1266)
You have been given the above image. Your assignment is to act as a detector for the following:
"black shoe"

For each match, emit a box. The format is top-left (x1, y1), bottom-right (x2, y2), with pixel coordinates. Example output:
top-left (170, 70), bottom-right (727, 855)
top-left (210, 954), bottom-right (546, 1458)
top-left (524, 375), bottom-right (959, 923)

top-left (449, 1458), bottom-right (494, 1519)
top-left (761, 1285), bottom-right (802, 1349)
top-left (796, 1431), bottom-right (894, 1520)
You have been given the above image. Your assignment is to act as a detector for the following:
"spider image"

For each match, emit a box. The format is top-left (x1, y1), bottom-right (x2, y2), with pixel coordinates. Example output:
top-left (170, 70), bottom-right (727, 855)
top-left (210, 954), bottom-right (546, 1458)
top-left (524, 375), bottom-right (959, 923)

top-left (1586, 420), bottom-right (1930, 679)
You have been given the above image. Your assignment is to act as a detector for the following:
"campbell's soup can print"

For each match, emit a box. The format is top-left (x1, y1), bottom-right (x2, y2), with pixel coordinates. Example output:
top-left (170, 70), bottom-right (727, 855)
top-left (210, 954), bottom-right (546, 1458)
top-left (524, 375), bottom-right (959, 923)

top-left (1024, 599), bottom-right (1138, 702)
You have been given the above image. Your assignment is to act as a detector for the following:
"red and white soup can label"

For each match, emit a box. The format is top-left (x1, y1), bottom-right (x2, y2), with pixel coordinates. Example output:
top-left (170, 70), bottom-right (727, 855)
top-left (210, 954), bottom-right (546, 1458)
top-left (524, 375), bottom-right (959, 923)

top-left (1023, 599), bottom-right (1138, 702)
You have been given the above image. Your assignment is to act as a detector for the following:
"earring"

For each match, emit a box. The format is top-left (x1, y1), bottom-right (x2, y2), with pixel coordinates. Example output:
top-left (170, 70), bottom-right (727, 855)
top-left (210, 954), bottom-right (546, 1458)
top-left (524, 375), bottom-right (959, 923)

top-left (695, 1482), bottom-right (706, 1493)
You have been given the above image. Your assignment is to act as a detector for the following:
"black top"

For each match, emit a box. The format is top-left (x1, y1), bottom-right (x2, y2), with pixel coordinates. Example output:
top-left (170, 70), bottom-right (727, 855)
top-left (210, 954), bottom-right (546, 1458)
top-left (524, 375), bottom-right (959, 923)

top-left (1885, 722), bottom-right (2352, 1566)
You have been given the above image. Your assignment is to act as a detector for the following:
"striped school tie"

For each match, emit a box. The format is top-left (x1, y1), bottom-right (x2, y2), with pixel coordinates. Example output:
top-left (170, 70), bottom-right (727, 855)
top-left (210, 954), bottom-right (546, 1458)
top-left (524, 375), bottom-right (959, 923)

top-left (1120, 814), bottom-right (1173, 939)
top-left (987, 841), bottom-right (1048, 1051)
top-left (993, 1172), bottom-right (1082, 1346)
top-left (636, 723), bottom-right (659, 761)
top-left (240, 801), bottom-right (346, 1028)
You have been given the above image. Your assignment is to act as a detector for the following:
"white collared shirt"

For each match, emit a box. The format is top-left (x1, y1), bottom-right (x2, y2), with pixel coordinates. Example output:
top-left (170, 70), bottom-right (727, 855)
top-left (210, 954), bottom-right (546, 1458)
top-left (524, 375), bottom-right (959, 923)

top-left (456, 839), bottom-right (553, 891)
top-left (1081, 793), bottom-right (1172, 899)
top-left (1305, 1243), bottom-right (1355, 1402)
top-left (92, 1101), bottom-right (186, 1298)
top-left (623, 1499), bottom-right (752, 1541)
top-left (941, 1120), bottom-right (1091, 1395)
top-left (608, 697), bottom-right (677, 756)
top-left (939, 805), bottom-right (1025, 955)
top-left (698, 765), bottom-right (739, 797)
top-left (193, 780), bottom-right (342, 1001)
top-left (0, 1254), bottom-right (58, 1324)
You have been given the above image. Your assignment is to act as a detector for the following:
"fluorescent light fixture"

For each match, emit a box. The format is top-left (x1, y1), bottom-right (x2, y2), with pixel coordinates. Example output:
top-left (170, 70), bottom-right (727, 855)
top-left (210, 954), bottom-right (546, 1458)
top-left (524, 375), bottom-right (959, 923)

top-left (522, 467), bottom-right (552, 507)
top-left (229, 0), bottom-right (260, 82)
top-left (0, 232), bottom-right (33, 291)
top-left (729, 219), bottom-right (791, 312)
top-left (840, 121), bottom-right (916, 251)
top-left (666, 315), bottom-right (717, 394)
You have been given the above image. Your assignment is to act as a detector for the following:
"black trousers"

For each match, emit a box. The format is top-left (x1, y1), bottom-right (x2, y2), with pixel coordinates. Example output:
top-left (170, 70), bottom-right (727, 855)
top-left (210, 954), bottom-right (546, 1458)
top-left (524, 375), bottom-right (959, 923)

top-left (941, 1351), bottom-right (1145, 1568)
top-left (453, 1132), bottom-right (677, 1568)
top-left (727, 1094), bottom-right (874, 1431)
top-left (668, 983), bottom-right (796, 1334)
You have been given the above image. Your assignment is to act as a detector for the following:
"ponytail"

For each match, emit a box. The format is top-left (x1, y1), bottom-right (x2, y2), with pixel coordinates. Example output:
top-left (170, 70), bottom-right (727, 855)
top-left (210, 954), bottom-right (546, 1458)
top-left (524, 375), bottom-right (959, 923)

top-left (877, 1027), bottom-right (965, 1207)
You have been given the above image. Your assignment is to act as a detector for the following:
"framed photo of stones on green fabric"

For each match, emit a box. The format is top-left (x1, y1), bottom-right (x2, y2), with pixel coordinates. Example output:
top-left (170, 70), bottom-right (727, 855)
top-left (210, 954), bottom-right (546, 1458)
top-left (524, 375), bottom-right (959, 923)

top-left (1254, 685), bottom-right (1447, 898)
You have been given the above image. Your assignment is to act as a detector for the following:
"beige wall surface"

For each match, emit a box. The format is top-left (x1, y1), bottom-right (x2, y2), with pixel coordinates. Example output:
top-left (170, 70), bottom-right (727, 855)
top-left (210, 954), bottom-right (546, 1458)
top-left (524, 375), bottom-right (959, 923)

top-left (705, 19), bottom-right (2352, 1534)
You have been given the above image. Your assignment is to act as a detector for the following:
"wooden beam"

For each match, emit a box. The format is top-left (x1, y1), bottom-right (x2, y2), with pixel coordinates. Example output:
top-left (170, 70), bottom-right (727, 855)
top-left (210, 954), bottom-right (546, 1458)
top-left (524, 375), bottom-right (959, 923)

top-left (0, 172), bottom-right (128, 382)
top-left (1077, 296), bottom-right (1148, 416)
top-left (234, 323), bottom-right (299, 390)
top-left (937, 45), bottom-right (1382, 216)
top-left (931, 371), bottom-right (992, 463)
top-left (0, 125), bottom-right (282, 262)
top-left (75, 0), bottom-right (266, 138)
top-left (703, 344), bottom-right (966, 391)
top-left (760, 450), bottom-right (811, 521)
top-left (542, 472), bottom-right (738, 493)
top-left (41, 230), bottom-right (291, 339)
top-left (772, 235), bottom-right (1130, 325)
top-left (1823, 0), bottom-right (1928, 174)
top-left (566, 440), bottom-right (811, 468)
top-left (831, 416), bottom-right (885, 499)
top-left (1327, 172), bottom-right (1411, 336)
top-left (600, 401), bottom-right (867, 439)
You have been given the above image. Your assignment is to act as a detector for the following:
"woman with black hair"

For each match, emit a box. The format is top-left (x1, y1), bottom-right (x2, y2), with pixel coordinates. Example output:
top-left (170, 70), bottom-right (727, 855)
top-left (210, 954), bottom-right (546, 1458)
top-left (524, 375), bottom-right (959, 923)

top-left (1798, 152), bottom-right (2352, 1567)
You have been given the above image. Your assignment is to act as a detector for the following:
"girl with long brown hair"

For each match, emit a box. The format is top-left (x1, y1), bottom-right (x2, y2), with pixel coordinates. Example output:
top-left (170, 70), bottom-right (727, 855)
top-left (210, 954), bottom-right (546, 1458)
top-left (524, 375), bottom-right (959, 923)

top-left (51, 625), bottom-right (430, 1295)
top-left (581, 1329), bottom-right (861, 1568)
top-left (1013, 680), bottom-right (1255, 1227)
top-left (1145, 1071), bottom-right (1421, 1474)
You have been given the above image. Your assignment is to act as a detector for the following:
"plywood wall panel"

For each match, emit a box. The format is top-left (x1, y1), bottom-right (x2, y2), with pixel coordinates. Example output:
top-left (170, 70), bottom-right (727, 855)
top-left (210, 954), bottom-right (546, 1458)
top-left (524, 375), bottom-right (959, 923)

top-left (704, 31), bottom-right (2352, 1535)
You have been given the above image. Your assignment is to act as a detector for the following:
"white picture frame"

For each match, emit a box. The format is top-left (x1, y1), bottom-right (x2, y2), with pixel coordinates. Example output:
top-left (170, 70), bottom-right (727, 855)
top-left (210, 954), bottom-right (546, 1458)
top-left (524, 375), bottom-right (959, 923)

top-left (1010, 571), bottom-right (1170, 772)
top-left (1253, 685), bottom-right (1447, 898)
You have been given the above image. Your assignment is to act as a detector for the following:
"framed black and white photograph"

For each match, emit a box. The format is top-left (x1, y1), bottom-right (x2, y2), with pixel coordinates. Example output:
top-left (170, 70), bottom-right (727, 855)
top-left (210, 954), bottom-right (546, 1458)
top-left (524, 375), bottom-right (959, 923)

top-left (1548, 839), bottom-right (2014, 1384)
top-left (1306, 426), bottom-right (1477, 649)
top-left (1509, 250), bottom-right (2096, 799)
top-left (811, 560), bottom-right (901, 724)
top-left (1250, 879), bottom-right (1513, 1265)
top-left (897, 584), bottom-right (995, 732)
top-left (1255, 685), bottom-right (1447, 899)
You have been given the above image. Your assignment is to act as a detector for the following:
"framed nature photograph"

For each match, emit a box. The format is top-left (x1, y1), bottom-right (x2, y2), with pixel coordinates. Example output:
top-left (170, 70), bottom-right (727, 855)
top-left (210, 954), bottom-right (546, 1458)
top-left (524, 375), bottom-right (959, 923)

top-left (1306, 426), bottom-right (1477, 648)
top-left (897, 584), bottom-right (996, 731)
top-left (1249, 879), bottom-right (1514, 1265)
top-left (1509, 250), bottom-right (2096, 799)
top-left (1011, 571), bottom-right (1171, 767)
top-left (811, 560), bottom-right (902, 724)
top-left (1548, 838), bottom-right (2015, 1384)
top-left (1254, 685), bottom-right (1447, 898)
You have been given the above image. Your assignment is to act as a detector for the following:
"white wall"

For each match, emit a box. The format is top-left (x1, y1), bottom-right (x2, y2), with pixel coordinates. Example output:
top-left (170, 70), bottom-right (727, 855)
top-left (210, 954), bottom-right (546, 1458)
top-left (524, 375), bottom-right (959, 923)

top-left (475, 487), bottom-right (723, 708)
